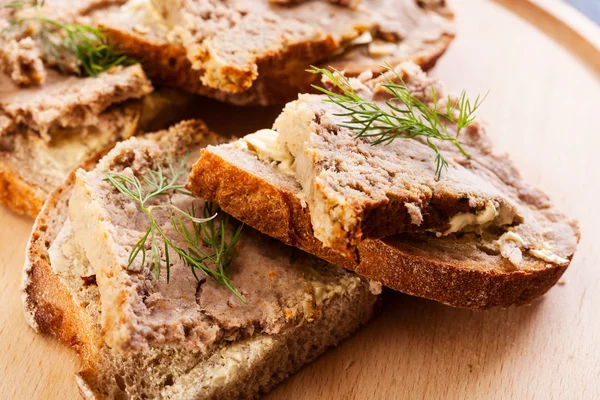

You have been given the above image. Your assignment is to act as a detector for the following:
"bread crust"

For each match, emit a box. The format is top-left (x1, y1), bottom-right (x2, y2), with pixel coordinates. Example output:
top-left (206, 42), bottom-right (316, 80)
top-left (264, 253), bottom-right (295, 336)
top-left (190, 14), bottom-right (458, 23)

top-left (189, 150), bottom-right (575, 310)
top-left (0, 162), bottom-right (45, 217)
top-left (355, 238), bottom-right (568, 309)
top-left (22, 158), bottom-right (104, 366)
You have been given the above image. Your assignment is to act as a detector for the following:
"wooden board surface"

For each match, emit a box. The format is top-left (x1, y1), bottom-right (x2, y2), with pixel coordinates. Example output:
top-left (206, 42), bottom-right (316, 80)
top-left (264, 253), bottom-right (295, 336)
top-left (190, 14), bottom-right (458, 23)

top-left (1, 0), bottom-right (599, 398)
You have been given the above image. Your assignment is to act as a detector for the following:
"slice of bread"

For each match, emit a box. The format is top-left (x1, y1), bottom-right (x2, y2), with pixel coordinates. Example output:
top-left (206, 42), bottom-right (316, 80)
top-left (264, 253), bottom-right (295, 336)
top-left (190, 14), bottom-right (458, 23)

top-left (0, 102), bottom-right (141, 217)
top-left (187, 64), bottom-right (580, 310)
top-left (0, 64), bottom-right (154, 217)
top-left (256, 68), bottom-right (518, 253)
top-left (22, 120), bottom-right (380, 399)
top-left (0, 65), bottom-right (152, 137)
top-left (83, 0), bottom-right (454, 105)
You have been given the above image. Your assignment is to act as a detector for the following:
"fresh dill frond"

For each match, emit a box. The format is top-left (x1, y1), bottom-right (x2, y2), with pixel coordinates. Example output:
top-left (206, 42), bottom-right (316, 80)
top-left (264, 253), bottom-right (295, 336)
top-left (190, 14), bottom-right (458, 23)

top-left (4, 0), bottom-right (42, 9)
top-left (103, 158), bottom-right (246, 303)
top-left (307, 64), bottom-right (486, 180)
top-left (2, 0), bottom-right (136, 76)
top-left (39, 19), bottom-right (137, 76)
top-left (171, 202), bottom-right (245, 303)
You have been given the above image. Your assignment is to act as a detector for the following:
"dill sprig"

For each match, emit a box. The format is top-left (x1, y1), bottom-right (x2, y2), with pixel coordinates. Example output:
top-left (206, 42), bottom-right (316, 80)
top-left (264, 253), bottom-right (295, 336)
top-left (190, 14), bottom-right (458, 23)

top-left (171, 202), bottom-right (244, 302)
top-left (4, 0), bottom-right (39, 9)
top-left (103, 157), bottom-right (245, 303)
top-left (307, 65), bottom-right (486, 179)
top-left (3, 0), bottom-right (136, 76)
top-left (37, 19), bottom-right (137, 76)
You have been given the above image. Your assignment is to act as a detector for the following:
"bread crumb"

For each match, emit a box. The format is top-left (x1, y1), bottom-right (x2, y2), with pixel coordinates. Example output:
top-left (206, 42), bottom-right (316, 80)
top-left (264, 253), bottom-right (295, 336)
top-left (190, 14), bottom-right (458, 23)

top-left (405, 202), bottom-right (423, 225)
top-left (133, 24), bottom-right (150, 34)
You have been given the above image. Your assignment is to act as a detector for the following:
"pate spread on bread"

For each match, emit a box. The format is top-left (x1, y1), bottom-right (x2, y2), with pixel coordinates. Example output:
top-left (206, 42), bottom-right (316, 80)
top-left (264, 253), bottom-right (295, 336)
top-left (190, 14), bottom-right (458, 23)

top-left (22, 120), bottom-right (380, 398)
top-left (0, 63), bottom-right (152, 216)
top-left (188, 62), bottom-right (580, 309)
top-left (82, 0), bottom-right (454, 104)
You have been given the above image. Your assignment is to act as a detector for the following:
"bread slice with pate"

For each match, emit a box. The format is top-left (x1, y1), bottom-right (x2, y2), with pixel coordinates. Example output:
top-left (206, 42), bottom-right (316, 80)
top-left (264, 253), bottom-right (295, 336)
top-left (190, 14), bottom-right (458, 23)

top-left (79, 0), bottom-right (454, 105)
top-left (22, 120), bottom-right (380, 399)
top-left (0, 63), bottom-right (154, 217)
top-left (187, 63), bottom-right (580, 309)
top-left (245, 71), bottom-right (520, 253)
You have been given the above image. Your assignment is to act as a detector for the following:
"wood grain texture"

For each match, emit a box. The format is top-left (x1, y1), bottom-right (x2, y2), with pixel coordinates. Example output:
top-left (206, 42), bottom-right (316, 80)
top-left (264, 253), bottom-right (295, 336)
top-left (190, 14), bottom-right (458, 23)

top-left (1, 0), bottom-right (599, 399)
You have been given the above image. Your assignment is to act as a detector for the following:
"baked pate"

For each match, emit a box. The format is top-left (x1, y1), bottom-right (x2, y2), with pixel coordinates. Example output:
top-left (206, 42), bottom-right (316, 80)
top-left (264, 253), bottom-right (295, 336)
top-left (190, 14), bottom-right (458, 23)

top-left (188, 63), bottom-right (580, 309)
top-left (68, 121), bottom-right (380, 351)
top-left (227, 63), bottom-right (519, 253)
top-left (23, 121), bottom-right (380, 399)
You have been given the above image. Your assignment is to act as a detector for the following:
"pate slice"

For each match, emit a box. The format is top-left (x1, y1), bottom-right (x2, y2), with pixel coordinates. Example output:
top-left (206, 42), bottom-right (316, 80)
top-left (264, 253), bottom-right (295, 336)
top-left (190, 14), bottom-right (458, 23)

top-left (0, 65), bottom-right (152, 139)
top-left (228, 63), bottom-right (519, 253)
top-left (68, 121), bottom-right (377, 350)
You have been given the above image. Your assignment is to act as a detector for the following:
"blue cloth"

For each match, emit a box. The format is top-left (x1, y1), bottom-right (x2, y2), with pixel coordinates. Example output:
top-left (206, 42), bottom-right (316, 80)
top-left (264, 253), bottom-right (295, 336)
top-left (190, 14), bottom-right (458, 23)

top-left (568, 0), bottom-right (600, 24)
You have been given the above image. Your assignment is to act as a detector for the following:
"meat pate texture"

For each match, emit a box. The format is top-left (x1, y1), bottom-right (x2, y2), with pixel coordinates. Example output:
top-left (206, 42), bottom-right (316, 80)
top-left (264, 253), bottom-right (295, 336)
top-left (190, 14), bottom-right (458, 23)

top-left (68, 122), bottom-right (378, 351)
top-left (234, 63), bottom-right (518, 253)
top-left (191, 63), bottom-right (579, 274)
top-left (0, 65), bottom-right (152, 139)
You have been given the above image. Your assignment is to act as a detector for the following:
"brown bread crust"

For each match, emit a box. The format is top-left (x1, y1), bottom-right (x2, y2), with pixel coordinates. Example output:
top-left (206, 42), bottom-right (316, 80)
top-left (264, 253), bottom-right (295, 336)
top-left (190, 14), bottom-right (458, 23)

top-left (188, 150), bottom-right (574, 310)
top-left (355, 238), bottom-right (567, 309)
top-left (0, 163), bottom-right (45, 217)
top-left (22, 161), bottom-right (104, 367)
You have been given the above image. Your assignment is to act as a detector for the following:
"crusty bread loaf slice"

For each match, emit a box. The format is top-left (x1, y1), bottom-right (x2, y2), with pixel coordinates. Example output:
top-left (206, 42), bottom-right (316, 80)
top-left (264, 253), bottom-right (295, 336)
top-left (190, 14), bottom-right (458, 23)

top-left (247, 64), bottom-right (520, 253)
top-left (81, 0), bottom-right (453, 105)
top-left (0, 65), bottom-right (152, 138)
top-left (0, 102), bottom-right (140, 217)
top-left (22, 120), bottom-right (380, 399)
top-left (187, 65), bottom-right (580, 310)
top-left (0, 64), bottom-right (154, 217)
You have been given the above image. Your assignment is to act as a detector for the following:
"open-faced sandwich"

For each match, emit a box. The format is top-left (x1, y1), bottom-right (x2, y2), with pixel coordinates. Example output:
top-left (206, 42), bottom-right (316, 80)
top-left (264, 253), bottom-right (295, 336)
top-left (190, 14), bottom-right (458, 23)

top-left (80, 0), bottom-right (454, 105)
top-left (12, 1), bottom-right (581, 398)
top-left (22, 120), bottom-right (380, 399)
top-left (0, 1), bottom-right (154, 216)
top-left (188, 62), bottom-right (580, 309)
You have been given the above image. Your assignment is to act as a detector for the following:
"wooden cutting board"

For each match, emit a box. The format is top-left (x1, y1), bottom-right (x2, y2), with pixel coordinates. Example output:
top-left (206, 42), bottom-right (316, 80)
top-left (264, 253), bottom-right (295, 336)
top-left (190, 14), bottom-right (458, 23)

top-left (1, 0), bottom-right (599, 398)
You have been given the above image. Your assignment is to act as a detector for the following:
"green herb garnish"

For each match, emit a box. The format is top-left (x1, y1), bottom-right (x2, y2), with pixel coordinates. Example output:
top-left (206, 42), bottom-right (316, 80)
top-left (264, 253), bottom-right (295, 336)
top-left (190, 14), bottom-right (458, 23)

top-left (103, 157), bottom-right (245, 303)
top-left (3, 0), bottom-right (137, 76)
top-left (308, 64), bottom-right (486, 179)
top-left (4, 0), bottom-right (39, 9)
